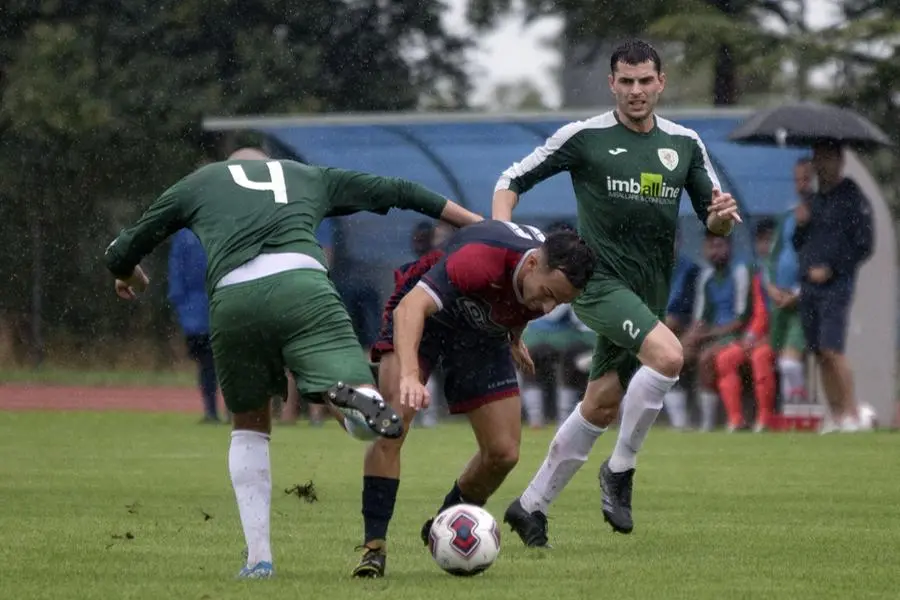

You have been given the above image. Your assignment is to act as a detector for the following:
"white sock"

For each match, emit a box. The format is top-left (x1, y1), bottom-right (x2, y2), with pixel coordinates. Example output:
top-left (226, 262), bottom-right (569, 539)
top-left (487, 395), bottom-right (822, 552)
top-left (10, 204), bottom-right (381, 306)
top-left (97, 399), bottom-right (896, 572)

top-left (229, 430), bottom-right (272, 567)
top-left (700, 390), bottom-right (719, 431)
top-left (664, 387), bottom-right (689, 429)
top-left (521, 384), bottom-right (545, 428)
top-left (556, 387), bottom-right (579, 426)
top-left (778, 357), bottom-right (805, 399)
top-left (520, 401), bottom-right (606, 514)
top-left (608, 366), bottom-right (677, 473)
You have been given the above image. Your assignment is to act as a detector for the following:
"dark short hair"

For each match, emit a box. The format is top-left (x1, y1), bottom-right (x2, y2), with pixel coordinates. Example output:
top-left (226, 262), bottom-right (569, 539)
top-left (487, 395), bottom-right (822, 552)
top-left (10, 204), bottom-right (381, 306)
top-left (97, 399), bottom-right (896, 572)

top-left (755, 217), bottom-right (776, 238)
top-left (610, 39), bottom-right (662, 74)
top-left (546, 220), bottom-right (575, 234)
top-left (541, 230), bottom-right (597, 289)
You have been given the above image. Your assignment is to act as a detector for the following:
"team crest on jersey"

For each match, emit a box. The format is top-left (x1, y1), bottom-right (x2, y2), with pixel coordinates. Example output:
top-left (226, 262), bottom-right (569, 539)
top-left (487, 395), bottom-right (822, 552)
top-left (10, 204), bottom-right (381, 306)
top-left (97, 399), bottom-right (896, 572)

top-left (455, 297), bottom-right (505, 335)
top-left (657, 148), bottom-right (679, 171)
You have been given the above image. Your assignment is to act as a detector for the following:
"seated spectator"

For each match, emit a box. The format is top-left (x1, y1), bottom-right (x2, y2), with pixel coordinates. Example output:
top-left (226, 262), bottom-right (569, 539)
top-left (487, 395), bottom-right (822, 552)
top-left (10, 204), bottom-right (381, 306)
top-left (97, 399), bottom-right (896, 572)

top-left (519, 303), bottom-right (595, 429)
top-left (662, 229), bottom-right (701, 430)
top-left (711, 220), bottom-right (777, 432)
top-left (684, 232), bottom-right (752, 431)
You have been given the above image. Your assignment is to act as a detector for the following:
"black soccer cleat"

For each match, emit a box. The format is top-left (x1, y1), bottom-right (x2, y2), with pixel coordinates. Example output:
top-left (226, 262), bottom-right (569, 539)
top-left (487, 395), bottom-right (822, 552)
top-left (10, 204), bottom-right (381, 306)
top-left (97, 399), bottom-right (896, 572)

top-left (599, 458), bottom-right (634, 534)
top-left (326, 382), bottom-right (403, 439)
top-left (503, 498), bottom-right (550, 548)
top-left (420, 517), bottom-right (434, 546)
top-left (351, 544), bottom-right (386, 578)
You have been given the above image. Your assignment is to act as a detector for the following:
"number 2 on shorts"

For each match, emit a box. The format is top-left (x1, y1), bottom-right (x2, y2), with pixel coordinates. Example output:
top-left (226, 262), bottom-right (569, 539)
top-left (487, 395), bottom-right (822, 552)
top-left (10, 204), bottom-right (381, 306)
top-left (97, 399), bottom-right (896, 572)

top-left (622, 319), bottom-right (640, 340)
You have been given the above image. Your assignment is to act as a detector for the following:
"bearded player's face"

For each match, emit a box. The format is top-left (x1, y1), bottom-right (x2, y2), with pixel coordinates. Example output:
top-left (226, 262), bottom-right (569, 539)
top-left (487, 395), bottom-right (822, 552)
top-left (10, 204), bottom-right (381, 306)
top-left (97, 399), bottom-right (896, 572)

top-left (608, 60), bottom-right (665, 124)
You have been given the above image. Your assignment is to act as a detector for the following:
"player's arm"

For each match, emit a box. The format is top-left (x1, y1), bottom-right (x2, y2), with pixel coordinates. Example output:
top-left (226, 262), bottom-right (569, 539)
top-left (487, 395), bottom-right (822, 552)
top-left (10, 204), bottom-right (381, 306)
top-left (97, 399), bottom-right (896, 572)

top-left (324, 168), bottom-right (483, 227)
top-left (105, 184), bottom-right (191, 296)
top-left (393, 285), bottom-right (441, 382)
top-left (492, 122), bottom-right (585, 220)
top-left (684, 136), bottom-right (738, 236)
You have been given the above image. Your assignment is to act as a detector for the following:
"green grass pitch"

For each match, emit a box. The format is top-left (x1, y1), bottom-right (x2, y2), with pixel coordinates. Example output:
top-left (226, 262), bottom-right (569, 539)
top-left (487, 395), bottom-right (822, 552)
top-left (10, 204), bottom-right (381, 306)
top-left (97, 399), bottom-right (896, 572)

top-left (1, 411), bottom-right (898, 599)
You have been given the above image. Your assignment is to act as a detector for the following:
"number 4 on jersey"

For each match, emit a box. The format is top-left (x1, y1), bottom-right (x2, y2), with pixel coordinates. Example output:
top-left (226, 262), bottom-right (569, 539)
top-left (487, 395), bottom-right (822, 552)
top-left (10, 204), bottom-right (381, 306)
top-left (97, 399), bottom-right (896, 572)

top-left (228, 161), bottom-right (288, 204)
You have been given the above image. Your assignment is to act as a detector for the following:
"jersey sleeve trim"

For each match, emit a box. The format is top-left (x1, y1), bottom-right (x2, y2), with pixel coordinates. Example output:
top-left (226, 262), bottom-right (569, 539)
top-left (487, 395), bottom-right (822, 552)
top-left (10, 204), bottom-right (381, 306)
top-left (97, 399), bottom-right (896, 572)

top-left (416, 280), bottom-right (444, 311)
top-left (494, 112), bottom-right (616, 193)
top-left (656, 117), bottom-right (722, 190)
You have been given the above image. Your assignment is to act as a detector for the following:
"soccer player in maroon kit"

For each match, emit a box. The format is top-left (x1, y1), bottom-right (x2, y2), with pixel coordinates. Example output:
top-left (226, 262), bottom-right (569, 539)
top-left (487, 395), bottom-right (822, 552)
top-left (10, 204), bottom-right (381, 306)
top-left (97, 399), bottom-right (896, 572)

top-left (351, 220), bottom-right (597, 577)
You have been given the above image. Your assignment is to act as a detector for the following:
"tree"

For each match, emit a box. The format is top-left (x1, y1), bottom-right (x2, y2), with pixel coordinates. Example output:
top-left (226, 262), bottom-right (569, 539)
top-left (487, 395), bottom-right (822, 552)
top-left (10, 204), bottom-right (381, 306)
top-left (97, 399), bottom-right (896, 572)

top-left (0, 0), bottom-right (469, 365)
top-left (465, 0), bottom-right (809, 105)
top-left (481, 79), bottom-right (551, 111)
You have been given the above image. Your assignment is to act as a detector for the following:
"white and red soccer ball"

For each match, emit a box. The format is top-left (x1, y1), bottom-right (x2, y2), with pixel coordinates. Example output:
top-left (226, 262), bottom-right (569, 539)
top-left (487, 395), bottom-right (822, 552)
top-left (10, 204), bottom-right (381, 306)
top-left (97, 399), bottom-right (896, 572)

top-left (428, 504), bottom-right (501, 576)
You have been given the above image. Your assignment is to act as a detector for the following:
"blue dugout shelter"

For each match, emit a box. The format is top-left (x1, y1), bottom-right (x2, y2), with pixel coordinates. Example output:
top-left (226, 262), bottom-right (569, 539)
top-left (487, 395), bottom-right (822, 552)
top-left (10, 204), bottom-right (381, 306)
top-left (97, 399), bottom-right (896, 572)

top-left (203, 108), bottom-right (809, 273)
top-left (203, 109), bottom-right (896, 424)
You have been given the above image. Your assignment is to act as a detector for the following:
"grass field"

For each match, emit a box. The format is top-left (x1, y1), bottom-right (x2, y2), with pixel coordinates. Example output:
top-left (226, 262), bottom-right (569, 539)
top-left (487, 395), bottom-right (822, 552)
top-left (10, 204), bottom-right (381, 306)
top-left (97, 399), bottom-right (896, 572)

top-left (2, 411), bottom-right (898, 600)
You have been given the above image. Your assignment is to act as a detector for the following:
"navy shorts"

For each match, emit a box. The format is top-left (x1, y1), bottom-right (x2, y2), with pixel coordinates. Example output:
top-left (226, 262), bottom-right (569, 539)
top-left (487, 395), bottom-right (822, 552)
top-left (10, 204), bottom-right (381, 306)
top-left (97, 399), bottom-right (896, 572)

top-left (799, 278), bottom-right (854, 353)
top-left (372, 306), bottom-right (519, 414)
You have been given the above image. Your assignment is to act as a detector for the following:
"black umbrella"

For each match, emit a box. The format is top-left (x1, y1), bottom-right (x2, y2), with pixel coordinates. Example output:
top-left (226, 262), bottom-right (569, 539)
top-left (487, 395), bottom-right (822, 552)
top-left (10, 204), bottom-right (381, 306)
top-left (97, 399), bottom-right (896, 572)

top-left (728, 101), bottom-right (894, 150)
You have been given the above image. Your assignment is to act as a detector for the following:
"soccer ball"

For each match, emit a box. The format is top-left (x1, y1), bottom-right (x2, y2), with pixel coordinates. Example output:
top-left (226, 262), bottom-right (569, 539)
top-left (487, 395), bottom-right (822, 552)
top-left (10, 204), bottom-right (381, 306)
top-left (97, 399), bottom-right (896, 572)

top-left (428, 504), bottom-right (501, 576)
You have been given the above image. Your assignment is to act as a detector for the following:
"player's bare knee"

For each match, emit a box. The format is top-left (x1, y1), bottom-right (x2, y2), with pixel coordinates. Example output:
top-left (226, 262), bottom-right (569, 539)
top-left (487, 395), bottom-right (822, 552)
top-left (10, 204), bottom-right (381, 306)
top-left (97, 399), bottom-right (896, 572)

top-left (232, 410), bottom-right (271, 434)
top-left (639, 325), bottom-right (684, 378)
top-left (647, 341), bottom-right (683, 378)
top-left (482, 441), bottom-right (519, 474)
top-left (371, 433), bottom-right (407, 457)
top-left (580, 372), bottom-right (624, 427)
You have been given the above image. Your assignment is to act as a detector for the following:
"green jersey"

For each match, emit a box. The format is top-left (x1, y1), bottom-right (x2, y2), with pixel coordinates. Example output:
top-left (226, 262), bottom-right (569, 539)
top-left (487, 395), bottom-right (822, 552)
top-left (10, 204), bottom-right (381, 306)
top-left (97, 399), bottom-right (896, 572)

top-left (105, 159), bottom-right (448, 292)
top-left (497, 111), bottom-right (719, 309)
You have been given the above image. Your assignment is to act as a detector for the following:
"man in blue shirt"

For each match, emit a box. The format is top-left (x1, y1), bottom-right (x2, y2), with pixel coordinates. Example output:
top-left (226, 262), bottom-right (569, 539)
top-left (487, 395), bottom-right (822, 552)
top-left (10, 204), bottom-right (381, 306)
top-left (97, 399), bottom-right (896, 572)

top-left (686, 232), bottom-right (751, 430)
top-left (168, 227), bottom-right (221, 422)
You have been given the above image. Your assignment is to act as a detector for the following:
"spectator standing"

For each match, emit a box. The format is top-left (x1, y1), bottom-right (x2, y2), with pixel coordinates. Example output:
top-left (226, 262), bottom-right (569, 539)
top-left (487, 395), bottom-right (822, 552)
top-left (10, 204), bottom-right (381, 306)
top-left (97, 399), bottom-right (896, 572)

top-left (168, 227), bottom-right (221, 423)
top-left (792, 141), bottom-right (875, 433)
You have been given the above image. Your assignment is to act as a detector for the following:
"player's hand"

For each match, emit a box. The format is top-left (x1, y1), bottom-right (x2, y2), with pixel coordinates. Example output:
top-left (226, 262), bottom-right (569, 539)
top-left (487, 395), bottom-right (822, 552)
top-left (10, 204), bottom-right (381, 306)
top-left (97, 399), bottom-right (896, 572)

top-left (511, 339), bottom-right (535, 375)
top-left (399, 374), bottom-right (430, 410)
top-left (115, 279), bottom-right (138, 300)
top-left (115, 265), bottom-right (149, 300)
top-left (707, 188), bottom-right (743, 225)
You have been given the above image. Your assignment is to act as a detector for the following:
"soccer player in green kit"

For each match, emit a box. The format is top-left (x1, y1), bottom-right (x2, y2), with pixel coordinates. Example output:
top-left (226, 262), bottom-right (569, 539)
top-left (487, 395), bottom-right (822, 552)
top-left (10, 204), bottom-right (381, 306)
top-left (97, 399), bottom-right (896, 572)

top-left (104, 149), bottom-right (483, 578)
top-left (495, 40), bottom-right (742, 546)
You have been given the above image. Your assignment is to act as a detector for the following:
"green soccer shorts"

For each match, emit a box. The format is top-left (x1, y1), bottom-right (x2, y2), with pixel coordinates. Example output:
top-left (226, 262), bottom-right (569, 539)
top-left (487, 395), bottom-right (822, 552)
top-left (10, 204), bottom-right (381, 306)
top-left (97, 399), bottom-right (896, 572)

top-left (572, 277), bottom-right (663, 388)
top-left (770, 305), bottom-right (805, 353)
top-left (209, 269), bottom-right (374, 414)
